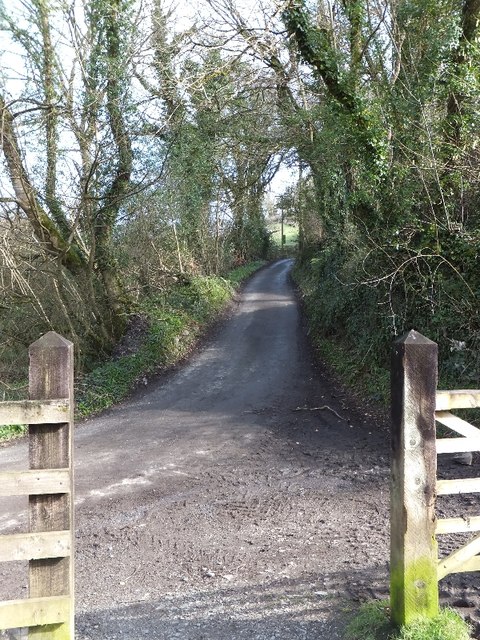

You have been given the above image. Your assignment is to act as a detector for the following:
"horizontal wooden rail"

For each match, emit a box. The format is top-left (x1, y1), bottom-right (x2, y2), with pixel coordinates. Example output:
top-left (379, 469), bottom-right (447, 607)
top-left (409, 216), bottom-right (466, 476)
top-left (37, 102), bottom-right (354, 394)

top-left (435, 392), bottom-right (480, 580)
top-left (438, 534), bottom-right (480, 580)
top-left (436, 516), bottom-right (480, 534)
top-left (447, 555), bottom-right (480, 575)
top-left (0, 399), bottom-right (70, 426)
top-left (436, 390), bottom-right (480, 411)
top-left (0, 596), bottom-right (70, 629)
top-left (0, 469), bottom-right (70, 496)
top-left (436, 438), bottom-right (480, 454)
top-left (435, 411), bottom-right (480, 437)
top-left (437, 477), bottom-right (480, 495)
top-left (0, 530), bottom-right (70, 562)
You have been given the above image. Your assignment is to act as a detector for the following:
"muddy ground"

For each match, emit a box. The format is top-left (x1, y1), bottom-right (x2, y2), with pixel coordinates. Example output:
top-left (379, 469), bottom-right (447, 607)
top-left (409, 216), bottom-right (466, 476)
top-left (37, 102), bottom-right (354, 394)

top-left (1, 259), bottom-right (480, 639)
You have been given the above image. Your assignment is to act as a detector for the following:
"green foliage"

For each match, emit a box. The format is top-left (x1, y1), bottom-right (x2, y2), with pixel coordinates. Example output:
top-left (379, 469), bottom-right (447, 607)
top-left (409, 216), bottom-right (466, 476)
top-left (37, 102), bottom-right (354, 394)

top-left (153, 43), bottom-right (276, 270)
top-left (0, 3), bottom-right (275, 391)
top-left (293, 243), bottom-right (392, 403)
top-left (294, 230), bottom-right (480, 405)
top-left (346, 601), bottom-right (394, 640)
top-left (346, 601), bottom-right (471, 640)
top-left (0, 424), bottom-right (26, 442)
top-left (314, 336), bottom-right (390, 405)
top-left (0, 382), bottom-right (29, 441)
top-left (230, 217), bottom-right (272, 263)
top-left (165, 276), bottom-right (233, 321)
top-left (226, 261), bottom-right (266, 287)
top-left (396, 608), bottom-right (471, 640)
top-left (282, 0), bottom-right (480, 400)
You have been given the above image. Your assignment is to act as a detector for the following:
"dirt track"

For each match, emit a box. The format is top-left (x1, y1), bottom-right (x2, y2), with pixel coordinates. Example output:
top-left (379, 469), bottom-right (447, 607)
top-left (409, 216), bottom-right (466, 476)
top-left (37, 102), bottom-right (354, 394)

top-left (1, 259), bottom-right (479, 639)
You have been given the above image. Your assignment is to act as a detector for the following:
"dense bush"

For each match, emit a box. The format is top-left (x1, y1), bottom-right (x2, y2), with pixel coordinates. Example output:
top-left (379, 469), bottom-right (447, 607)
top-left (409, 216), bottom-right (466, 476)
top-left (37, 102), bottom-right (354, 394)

top-left (295, 231), bottom-right (480, 403)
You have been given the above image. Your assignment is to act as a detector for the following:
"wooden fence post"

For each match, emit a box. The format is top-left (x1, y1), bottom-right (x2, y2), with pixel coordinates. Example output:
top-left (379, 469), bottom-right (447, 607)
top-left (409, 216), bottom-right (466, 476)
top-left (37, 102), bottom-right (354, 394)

top-left (28, 332), bottom-right (74, 639)
top-left (390, 330), bottom-right (438, 626)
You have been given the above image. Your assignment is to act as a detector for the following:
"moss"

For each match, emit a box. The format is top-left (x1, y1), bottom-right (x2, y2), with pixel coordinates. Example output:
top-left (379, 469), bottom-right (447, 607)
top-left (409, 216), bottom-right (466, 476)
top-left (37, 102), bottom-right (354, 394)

top-left (38, 212), bottom-right (85, 270)
top-left (390, 556), bottom-right (439, 626)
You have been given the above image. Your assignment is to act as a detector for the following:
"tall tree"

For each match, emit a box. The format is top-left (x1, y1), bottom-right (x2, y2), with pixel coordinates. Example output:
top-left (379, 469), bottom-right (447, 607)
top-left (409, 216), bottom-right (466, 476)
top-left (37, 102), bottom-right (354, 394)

top-left (0, 0), bottom-right (136, 353)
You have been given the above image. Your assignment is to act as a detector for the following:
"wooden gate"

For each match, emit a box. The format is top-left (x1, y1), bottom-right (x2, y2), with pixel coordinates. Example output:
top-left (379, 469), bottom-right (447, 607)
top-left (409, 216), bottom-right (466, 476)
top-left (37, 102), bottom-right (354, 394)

top-left (435, 390), bottom-right (480, 579)
top-left (390, 330), bottom-right (480, 626)
top-left (0, 332), bottom-right (74, 639)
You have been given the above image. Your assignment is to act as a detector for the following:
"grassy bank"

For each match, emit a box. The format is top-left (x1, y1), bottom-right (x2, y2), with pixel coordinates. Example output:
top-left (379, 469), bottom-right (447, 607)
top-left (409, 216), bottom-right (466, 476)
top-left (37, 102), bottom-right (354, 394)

top-left (293, 258), bottom-right (391, 408)
top-left (293, 241), bottom-right (480, 416)
top-left (0, 261), bottom-right (265, 440)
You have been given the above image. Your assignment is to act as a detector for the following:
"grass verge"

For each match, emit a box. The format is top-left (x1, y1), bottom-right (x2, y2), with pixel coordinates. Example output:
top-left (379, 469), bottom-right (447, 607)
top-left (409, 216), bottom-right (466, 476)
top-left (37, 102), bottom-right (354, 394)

top-left (346, 601), bottom-right (472, 640)
top-left (0, 261), bottom-right (265, 439)
top-left (312, 335), bottom-right (390, 405)
top-left (293, 254), bottom-right (480, 414)
top-left (292, 262), bottom-right (391, 407)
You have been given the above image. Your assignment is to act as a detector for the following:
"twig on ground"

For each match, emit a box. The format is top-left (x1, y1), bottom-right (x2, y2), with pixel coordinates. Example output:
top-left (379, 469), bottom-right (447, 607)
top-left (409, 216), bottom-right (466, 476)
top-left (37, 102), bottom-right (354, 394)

top-left (294, 405), bottom-right (347, 422)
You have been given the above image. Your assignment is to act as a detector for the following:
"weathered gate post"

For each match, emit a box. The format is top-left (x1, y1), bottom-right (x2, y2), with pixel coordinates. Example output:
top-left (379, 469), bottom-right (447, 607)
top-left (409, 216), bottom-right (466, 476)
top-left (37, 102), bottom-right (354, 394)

top-left (390, 330), bottom-right (438, 626)
top-left (29, 332), bottom-right (74, 639)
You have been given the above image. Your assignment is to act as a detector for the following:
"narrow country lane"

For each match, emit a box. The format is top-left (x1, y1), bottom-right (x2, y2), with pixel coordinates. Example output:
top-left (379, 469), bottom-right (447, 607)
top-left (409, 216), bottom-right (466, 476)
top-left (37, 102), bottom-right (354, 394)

top-left (0, 260), bottom-right (392, 640)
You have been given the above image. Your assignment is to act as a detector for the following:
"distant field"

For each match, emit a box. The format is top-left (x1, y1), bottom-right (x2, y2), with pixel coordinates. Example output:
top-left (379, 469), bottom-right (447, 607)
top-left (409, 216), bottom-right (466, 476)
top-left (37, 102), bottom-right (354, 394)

top-left (269, 222), bottom-right (299, 247)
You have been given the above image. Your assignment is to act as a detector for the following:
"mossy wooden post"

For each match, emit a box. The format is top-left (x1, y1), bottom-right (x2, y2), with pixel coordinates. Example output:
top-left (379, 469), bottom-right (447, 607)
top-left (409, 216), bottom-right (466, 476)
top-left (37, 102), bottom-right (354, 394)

top-left (29, 332), bottom-right (74, 639)
top-left (390, 330), bottom-right (438, 626)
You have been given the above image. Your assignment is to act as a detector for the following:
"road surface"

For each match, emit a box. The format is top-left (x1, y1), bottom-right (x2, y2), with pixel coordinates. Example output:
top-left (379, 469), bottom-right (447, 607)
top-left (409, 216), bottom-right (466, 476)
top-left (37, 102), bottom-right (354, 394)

top-left (0, 260), bottom-right (395, 639)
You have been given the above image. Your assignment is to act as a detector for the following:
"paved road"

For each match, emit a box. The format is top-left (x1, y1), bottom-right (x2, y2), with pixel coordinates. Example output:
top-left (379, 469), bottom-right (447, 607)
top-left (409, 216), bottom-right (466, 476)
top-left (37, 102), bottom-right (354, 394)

top-left (0, 259), bottom-right (391, 639)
